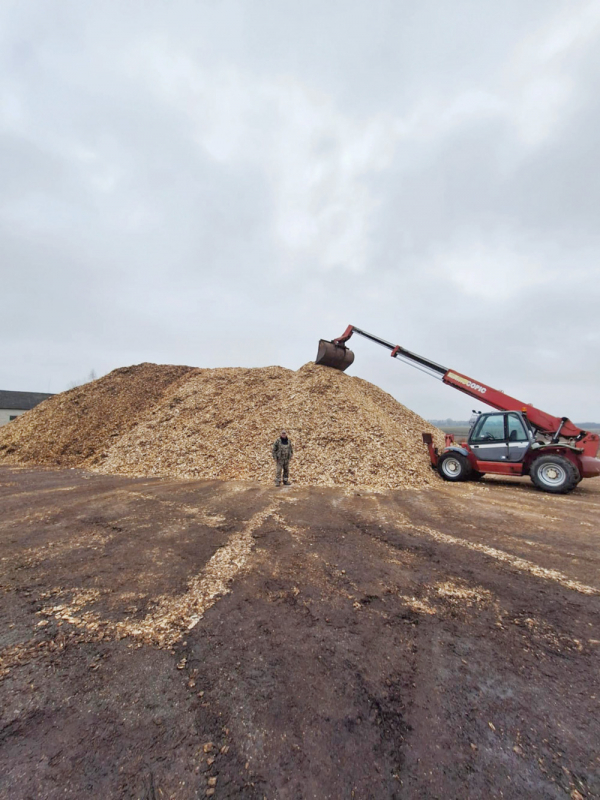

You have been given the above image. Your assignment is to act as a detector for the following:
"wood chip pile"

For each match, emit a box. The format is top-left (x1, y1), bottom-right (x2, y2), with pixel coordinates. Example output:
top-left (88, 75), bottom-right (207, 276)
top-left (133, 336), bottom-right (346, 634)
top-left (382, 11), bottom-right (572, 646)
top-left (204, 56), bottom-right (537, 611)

top-left (0, 362), bottom-right (445, 490)
top-left (0, 364), bottom-right (194, 467)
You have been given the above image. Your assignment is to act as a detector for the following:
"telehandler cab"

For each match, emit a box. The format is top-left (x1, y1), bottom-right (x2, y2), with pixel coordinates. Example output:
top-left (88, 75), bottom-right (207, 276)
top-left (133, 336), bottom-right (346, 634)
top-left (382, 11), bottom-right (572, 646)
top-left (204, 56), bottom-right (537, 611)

top-left (316, 326), bottom-right (600, 494)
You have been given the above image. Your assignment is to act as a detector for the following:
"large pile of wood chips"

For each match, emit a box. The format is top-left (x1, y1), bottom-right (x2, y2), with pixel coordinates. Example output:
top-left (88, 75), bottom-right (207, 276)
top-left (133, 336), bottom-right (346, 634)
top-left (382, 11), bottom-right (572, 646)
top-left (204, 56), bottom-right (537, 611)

top-left (0, 362), bottom-right (444, 490)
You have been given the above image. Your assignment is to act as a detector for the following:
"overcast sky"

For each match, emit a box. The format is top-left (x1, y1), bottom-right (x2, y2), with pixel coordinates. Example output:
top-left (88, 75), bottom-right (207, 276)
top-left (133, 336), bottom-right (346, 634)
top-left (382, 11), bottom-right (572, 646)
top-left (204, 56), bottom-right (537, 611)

top-left (2, 0), bottom-right (599, 421)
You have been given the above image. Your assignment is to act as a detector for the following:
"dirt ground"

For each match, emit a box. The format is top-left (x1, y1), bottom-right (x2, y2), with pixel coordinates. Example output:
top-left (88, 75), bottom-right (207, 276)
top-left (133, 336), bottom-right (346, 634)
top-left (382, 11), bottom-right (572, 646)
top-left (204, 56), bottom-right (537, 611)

top-left (1, 465), bottom-right (599, 799)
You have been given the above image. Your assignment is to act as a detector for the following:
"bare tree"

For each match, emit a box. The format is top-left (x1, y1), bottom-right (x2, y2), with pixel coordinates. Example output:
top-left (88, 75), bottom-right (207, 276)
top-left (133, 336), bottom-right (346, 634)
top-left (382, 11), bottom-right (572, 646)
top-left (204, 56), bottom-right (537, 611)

top-left (67, 369), bottom-right (98, 390)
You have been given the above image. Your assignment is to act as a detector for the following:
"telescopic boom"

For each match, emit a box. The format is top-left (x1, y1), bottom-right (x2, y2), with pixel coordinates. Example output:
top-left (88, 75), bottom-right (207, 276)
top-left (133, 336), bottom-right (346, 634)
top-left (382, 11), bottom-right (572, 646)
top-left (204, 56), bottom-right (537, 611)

top-left (317, 325), bottom-right (598, 456)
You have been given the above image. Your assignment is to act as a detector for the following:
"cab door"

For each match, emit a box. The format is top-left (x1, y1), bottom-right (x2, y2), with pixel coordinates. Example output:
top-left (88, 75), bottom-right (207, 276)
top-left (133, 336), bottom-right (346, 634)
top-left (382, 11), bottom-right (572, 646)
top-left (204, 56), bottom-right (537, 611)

top-left (469, 413), bottom-right (508, 462)
top-left (506, 413), bottom-right (531, 462)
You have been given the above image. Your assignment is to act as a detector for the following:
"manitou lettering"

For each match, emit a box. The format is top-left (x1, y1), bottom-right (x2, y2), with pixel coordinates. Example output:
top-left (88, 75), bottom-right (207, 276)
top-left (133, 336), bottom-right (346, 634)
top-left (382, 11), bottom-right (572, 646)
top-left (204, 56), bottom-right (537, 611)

top-left (447, 373), bottom-right (487, 394)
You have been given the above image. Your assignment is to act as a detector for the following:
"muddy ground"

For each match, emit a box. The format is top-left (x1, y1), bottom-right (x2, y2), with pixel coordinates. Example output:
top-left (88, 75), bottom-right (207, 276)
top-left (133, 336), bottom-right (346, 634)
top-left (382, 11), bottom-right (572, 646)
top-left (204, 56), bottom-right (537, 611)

top-left (0, 465), bottom-right (599, 799)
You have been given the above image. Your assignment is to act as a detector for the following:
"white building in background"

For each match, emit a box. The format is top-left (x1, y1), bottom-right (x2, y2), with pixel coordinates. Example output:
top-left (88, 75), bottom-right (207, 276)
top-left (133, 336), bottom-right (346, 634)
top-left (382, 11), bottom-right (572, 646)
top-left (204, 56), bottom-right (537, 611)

top-left (0, 390), bottom-right (54, 426)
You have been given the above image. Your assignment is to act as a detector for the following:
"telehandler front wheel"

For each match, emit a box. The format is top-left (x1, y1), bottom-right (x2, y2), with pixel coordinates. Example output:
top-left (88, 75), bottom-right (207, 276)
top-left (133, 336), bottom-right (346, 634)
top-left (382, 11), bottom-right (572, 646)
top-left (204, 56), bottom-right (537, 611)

top-left (438, 452), bottom-right (471, 482)
top-left (530, 455), bottom-right (580, 494)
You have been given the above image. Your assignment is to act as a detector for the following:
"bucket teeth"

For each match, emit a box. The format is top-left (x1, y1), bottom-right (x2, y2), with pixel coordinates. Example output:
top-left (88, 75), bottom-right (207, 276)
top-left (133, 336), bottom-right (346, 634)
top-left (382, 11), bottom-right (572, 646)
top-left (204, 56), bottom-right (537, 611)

top-left (315, 340), bottom-right (355, 372)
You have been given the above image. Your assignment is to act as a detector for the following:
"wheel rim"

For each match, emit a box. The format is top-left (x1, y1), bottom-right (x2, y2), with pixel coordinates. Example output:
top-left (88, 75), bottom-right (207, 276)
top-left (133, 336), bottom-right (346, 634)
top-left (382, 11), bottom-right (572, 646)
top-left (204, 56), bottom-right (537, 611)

top-left (442, 457), bottom-right (462, 478)
top-left (537, 462), bottom-right (566, 487)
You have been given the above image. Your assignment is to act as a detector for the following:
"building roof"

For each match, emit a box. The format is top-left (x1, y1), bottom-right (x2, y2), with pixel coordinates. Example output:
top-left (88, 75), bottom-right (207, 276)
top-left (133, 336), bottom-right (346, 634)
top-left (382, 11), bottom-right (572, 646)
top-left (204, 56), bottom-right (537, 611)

top-left (0, 390), bottom-right (54, 411)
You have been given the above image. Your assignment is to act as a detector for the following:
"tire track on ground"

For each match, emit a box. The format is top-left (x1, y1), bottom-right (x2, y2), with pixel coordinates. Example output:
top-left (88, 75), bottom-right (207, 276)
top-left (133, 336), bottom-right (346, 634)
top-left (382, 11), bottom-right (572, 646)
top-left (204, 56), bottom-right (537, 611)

top-left (36, 493), bottom-right (287, 648)
top-left (367, 500), bottom-right (600, 596)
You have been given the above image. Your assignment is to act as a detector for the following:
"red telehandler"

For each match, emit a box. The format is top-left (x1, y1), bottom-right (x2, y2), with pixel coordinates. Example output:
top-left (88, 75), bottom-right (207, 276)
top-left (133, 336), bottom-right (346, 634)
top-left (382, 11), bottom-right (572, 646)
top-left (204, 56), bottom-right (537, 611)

top-left (316, 326), bottom-right (600, 494)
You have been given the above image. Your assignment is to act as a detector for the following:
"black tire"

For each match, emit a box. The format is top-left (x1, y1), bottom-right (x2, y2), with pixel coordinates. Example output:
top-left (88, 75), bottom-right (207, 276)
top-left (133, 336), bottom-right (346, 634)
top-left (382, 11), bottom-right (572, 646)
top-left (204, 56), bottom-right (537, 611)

top-left (470, 471), bottom-right (486, 481)
top-left (438, 452), bottom-right (472, 482)
top-left (530, 455), bottom-right (580, 494)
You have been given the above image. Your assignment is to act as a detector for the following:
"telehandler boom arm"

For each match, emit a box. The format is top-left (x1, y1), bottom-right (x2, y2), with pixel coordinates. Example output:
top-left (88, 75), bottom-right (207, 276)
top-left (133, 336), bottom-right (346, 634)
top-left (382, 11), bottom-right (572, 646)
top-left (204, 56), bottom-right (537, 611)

top-left (319, 325), bottom-right (597, 456)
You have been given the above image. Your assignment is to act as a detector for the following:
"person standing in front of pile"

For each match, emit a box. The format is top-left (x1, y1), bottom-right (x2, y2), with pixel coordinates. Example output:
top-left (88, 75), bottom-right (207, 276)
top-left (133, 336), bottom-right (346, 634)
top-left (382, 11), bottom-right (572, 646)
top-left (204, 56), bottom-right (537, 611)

top-left (272, 430), bottom-right (293, 486)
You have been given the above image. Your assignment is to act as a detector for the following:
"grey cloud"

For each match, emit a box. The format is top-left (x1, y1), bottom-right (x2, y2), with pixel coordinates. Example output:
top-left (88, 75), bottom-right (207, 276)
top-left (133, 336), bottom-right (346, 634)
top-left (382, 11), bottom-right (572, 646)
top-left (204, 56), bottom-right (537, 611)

top-left (1, 0), bottom-right (599, 422)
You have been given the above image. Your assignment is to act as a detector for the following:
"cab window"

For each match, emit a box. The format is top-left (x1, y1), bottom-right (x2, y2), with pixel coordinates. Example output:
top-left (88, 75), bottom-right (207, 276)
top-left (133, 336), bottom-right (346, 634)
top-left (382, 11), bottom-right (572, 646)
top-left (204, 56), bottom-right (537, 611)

top-left (507, 413), bottom-right (528, 442)
top-left (471, 414), bottom-right (505, 442)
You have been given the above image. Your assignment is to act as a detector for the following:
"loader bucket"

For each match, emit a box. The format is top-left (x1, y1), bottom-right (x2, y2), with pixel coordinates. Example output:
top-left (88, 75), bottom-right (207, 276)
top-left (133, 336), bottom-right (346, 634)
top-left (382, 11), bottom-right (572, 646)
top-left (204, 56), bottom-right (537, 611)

top-left (315, 340), bottom-right (355, 371)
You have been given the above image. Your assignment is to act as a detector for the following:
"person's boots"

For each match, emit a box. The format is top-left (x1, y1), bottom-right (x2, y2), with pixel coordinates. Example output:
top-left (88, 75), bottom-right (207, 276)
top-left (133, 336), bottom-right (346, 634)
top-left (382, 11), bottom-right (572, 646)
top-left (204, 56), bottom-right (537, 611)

top-left (283, 480), bottom-right (291, 485)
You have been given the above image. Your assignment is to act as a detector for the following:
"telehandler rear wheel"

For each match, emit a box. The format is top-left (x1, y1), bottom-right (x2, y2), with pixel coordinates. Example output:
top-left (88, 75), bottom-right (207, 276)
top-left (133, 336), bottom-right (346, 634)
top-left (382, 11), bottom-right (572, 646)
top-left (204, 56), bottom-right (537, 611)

top-left (438, 452), bottom-right (471, 482)
top-left (530, 455), bottom-right (579, 494)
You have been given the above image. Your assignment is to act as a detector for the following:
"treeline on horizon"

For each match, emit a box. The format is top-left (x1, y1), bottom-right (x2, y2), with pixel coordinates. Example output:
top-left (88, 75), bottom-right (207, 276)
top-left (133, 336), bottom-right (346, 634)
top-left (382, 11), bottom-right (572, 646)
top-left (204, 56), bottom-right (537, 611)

top-left (429, 419), bottom-right (600, 429)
